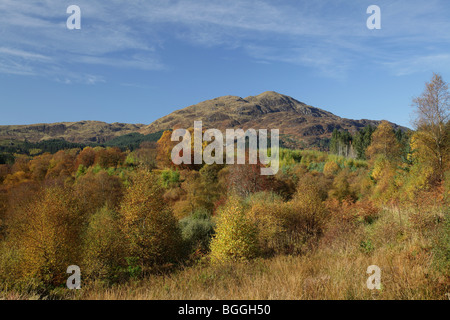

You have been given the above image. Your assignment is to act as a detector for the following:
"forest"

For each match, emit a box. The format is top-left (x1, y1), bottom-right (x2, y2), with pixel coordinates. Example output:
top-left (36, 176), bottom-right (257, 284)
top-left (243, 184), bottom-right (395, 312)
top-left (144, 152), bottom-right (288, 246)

top-left (0, 74), bottom-right (448, 300)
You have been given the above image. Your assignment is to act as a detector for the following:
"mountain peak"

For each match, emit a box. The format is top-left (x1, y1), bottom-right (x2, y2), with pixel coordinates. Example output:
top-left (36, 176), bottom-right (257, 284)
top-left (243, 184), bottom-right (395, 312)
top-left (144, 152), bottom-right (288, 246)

top-left (254, 91), bottom-right (285, 98)
top-left (140, 92), bottom-right (404, 149)
top-left (0, 92), bottom-right (405, 149)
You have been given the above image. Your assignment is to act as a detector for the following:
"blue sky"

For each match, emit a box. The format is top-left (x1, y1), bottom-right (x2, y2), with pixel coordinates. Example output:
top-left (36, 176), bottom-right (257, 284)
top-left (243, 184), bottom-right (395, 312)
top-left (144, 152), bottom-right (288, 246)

top-left (1, 0), bottom-right (450, 128)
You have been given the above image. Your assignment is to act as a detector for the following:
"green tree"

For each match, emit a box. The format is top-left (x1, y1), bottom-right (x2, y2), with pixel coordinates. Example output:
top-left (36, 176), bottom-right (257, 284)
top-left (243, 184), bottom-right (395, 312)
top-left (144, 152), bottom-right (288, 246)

top-left (353, 125), bottom-right (375, 160)
top-left (330, 129), bottom-right (355, 158)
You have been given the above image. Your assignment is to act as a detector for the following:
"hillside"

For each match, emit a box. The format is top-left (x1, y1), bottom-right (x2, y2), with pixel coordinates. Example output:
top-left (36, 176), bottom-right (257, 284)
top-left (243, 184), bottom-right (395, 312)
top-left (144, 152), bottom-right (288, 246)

top-left (0, 92), bottom-right (406, 149)
top-left (140, 91), bottom-right (405, 148)
top-left (0, 121), bottom-right (145, 144)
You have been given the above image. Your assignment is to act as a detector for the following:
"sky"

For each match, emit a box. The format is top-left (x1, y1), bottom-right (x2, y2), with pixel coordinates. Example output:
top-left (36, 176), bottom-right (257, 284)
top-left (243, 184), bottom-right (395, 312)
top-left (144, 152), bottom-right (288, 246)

top-left (1, 0), bottom-right (450, 128)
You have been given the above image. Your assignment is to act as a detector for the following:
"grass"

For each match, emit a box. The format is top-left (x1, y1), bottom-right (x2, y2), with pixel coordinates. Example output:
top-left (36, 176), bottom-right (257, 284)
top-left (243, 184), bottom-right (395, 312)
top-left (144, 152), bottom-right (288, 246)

top-left (2, 206), bottom-right (447, 300)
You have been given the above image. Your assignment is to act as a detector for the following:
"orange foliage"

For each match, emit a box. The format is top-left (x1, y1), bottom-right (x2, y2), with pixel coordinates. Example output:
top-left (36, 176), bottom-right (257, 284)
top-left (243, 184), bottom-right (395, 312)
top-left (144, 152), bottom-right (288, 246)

top-left (156, 130), bottom-right (176, 168)
top-left (95, 147), bottom-right (125, 169)
top-left (75, 147), bottom-right (96, 168)
top-left (74, 170), bottom-right (124, 213)
top-left (45, 150), bottom-right (77, 180)
top-left (29, 153), bottom-right (53, 181)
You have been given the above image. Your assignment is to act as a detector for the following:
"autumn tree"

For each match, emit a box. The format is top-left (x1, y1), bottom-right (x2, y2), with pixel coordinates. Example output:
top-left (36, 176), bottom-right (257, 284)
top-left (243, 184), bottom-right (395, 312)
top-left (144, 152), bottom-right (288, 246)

top-left (227, 162), bottom-right (273, 198)
top-left (120, 170), bottom-right (182, 270)
top-left (95, 147), bottom-right (126, 169)
top-left (157, 130), bottom-right (177, 168)
top-left (74, 170), bottom-right (124, 214)
top-left (45, 149), bottom-right (77, 180)
top-left (210, 197), bottom-right (259, 263)
top-left (0, 164), bottom-right (9, 184)
top-left (411, 73), bottom-right (450, 182)
top-left (157, 127), bottom-right (209, 170)
top-left (0, 186), bottom-right (7, 239)
top-left (127, 142), bottom-right (157, 170)
top-left (11, 155), bottom-right (30, 175)
top-left (29, 153), bottom-right (53, 181)
top-left (10, 187), bottom-right (83, 286)
top-left (82, 207), bottom-right (127, 282)
top-left (75, 146), bottom-right (96, 169)
top-left (366, 121), bottom-right (401, 162)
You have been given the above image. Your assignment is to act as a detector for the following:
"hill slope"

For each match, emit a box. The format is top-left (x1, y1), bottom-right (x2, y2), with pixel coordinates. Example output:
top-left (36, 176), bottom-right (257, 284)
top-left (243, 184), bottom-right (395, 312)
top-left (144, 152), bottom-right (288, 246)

top-left (0, 121), bottom-right (145, 144)
top-left (0, 92), bottom-right (406, 149)
top-left (140, 91), bottom-right (404, 148)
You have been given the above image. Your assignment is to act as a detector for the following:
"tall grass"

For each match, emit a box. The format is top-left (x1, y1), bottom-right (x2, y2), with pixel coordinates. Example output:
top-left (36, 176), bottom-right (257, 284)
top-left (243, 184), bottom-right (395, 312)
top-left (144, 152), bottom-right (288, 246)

top-left (3, 206), bottom-right (446, 300)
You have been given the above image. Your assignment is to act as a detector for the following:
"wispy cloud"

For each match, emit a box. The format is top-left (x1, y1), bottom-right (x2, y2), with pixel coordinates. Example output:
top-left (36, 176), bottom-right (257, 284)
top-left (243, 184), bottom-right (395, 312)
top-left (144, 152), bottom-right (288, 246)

top-left (0, 0), bottom-right (449, 82)
top-left (384, 54), bottom-right (450, 76)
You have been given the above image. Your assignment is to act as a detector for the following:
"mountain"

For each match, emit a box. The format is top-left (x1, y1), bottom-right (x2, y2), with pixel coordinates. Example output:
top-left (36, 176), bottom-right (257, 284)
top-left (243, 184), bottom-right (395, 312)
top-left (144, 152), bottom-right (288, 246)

top-left (140, 91), bottom-right (405, 148)
top-left (0, 121), bottom-right (145, 144)
top-left (0, 92), bottom-right (406, 149)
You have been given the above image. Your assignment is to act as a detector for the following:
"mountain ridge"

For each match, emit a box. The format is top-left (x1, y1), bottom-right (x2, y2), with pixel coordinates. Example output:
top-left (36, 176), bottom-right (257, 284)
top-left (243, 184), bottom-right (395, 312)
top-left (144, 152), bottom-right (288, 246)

top-left (0, 92), bottom-right (407, 148)
top-left (0, 121), bottom-right (145, 144)
top-left (140, 91), bottom-right (406, 148)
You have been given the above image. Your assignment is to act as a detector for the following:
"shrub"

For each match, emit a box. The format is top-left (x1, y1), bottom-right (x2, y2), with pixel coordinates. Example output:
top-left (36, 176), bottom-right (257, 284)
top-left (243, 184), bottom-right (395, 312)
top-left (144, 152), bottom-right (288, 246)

top-left (329, 169), bottom-right (356, 202)
top-left (285, 183), bottom-right (328, 252)
top-left (179, 209), bottom-right (215, 254)
top-left (82, 207), bottom-right (127, 283)
top-left (9, 187), bottom-right (83, 288)
top-left (323, 161), bottom-right (340, 177)
top-left (0, 242), bottom-right (24, 288)
top-left (210, 197), bottom-right (259, 264)
top-left (245, 192), bottom-right (286, 256)
top-left (161, 169), bottom-right (180, 188)
top-left (120, 170), bottom-right (183, 271)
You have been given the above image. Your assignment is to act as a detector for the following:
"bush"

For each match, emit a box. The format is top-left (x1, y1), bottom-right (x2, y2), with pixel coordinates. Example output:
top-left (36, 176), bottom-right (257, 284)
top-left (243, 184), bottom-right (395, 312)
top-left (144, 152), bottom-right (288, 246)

top-left (161, 169), bottom-right (180, 188)
top-left (285, 183), bottom-right (328, 252)
top-left (245, 192), bottom-right (286, 256)
top-left (82, 207), bottom-right (127, 283)
top-left (9, 187), bottom-right (83, 288)
top-left (323, 161), bottom-right (340, 177)
top-left (120, 170), bottom-right (183, 272)
top-left (329, 169), bottom-right (356, 202)
top-left (210, 197), bottom-right (259, 264)
top-left (0, 242), bottom-right (24, 288)
top-left (179, 209), bottom-right (215, 254)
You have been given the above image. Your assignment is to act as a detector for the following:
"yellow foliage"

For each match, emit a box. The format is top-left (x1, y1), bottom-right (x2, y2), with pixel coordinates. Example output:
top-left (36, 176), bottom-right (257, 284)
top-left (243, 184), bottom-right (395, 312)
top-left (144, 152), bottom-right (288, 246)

top-left (366, 121), bottom-right (401, 161)
top-left (120, 170), bottom-right (182, 268)
top-left (11, 187), bottom-right (82, 287)
top-left (82, 207), bottom-right (127, 282)
top-left (323, 161), bottom-right (340, 177)
top-left (246, 193), bottom-right (286, 255)
top-left (210, 197), bottom-right (259, 264)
